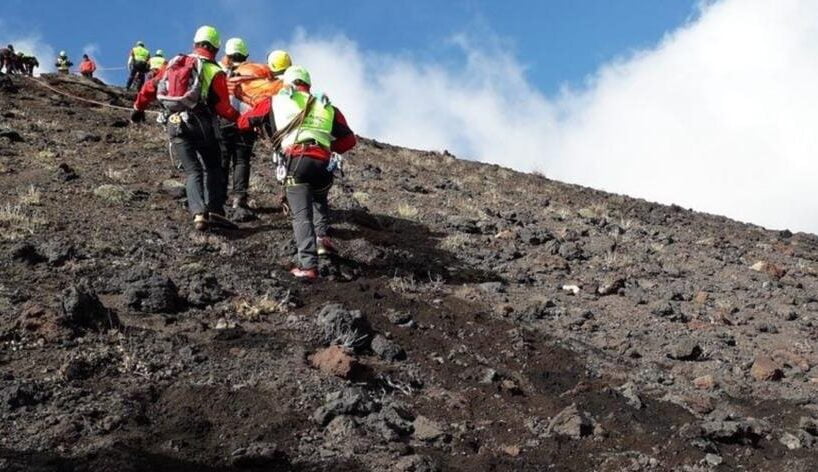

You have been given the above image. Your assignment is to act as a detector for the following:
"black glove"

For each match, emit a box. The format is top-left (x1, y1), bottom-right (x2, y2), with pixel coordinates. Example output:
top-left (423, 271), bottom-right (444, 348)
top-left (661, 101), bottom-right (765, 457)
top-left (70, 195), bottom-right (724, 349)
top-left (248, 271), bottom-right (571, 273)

top-left (130, 109), bottom-right (145, 123)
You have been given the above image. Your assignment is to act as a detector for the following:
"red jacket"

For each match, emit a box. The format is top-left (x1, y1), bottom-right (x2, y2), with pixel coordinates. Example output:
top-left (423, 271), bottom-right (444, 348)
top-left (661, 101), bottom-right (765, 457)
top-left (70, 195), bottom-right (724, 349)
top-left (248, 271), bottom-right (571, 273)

top-left (237, 86), bottom-right (356, 160)
top-left (133, 47), bottom-right (239, 122)
top-left (79, 59), bottom-right (96, 73)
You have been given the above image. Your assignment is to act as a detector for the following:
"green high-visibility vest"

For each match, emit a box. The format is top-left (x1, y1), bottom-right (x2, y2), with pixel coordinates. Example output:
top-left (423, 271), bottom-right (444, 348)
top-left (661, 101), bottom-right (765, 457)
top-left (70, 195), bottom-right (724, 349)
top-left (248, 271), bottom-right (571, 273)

top-left (272, 89), bottom-right (335, 149)
top-left (132, 46), bottom-right (150, 63)
top-left (149, 56), bottom-right (166, 70)
top-left (199, 60), bottom-right (222, 102)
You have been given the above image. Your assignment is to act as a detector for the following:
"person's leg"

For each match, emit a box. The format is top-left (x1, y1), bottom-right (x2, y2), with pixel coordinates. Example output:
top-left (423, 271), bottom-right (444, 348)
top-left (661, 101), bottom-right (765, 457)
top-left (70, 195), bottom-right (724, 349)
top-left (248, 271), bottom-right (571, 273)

top-left (218, 125), bottom-right (237, 199)
top-left (126, 67), bottom-right (136, 89)
top-left (232, 133), bottom-right (255, 204)
top-left (286, 182), bottom-right (318, 269)
top-left (191, 114), bottom-right (226, 216)
top-left (171, 136), bottom-right (206, 216)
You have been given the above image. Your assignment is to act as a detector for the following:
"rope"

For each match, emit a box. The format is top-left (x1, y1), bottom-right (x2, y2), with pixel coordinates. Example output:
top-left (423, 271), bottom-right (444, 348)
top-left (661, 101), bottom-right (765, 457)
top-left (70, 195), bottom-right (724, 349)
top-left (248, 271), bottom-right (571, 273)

top-left (24, 76), bottom-right (160, 115)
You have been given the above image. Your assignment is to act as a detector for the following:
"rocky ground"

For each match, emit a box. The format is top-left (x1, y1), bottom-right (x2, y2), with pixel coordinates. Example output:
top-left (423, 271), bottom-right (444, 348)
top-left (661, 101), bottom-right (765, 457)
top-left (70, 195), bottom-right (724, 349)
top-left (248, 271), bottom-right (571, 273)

top-left (1, 73), bottom-right (818, 471)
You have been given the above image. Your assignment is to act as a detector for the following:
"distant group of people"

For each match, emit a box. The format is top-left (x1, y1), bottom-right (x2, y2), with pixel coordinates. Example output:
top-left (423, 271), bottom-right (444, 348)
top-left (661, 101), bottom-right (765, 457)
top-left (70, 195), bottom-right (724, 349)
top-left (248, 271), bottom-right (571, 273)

top-left (130, 25), bottom-right (356, 281)
top-left (0, 44), bottom-right (39, 76)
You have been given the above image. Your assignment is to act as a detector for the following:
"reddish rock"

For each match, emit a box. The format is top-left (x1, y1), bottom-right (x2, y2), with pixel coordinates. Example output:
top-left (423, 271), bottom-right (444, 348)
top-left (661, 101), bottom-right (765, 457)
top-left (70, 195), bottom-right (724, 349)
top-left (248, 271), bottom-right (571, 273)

top-left (15, 303), bottom-right (69, 342)
top-left (683, 395), bottom-right (715, 415)
top-left (750, 261), bottom-right (787, 280)
top-left (309, 345), bottom-right (360, 379)
top-left (693, 374), bottom-right (718, 390)
top-left (750, 356), bottom-right (783, 382)
top-left (694, 291), bottom-right (709, 305)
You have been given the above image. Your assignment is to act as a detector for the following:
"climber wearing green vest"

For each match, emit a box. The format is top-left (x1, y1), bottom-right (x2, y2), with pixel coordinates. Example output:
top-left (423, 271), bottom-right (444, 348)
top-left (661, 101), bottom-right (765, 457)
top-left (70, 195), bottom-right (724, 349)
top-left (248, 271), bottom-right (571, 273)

top-left (131, 26), bottom-right (241, 231)
top-left (126, 41), bottom-right (151, 90)
top-left (237, 65), bottom-right (356, 280)
top-left (148, 49), bottom-right (166, 78)
top-left (55, 51), bottom-right (72, 75)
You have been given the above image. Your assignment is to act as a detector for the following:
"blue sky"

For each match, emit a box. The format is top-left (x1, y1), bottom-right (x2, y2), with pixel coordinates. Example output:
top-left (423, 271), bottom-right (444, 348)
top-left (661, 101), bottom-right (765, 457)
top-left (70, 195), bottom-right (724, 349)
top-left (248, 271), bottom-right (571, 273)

top-left (5, 1), bottom-right (818, 234)
top-left (1, 0), bottom-right (697, 93)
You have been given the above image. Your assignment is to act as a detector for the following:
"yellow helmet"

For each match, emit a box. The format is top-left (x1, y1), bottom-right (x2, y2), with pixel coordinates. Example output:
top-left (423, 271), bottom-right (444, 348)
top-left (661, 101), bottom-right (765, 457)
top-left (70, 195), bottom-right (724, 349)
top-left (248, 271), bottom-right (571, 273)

top-left (267, 50), bottom-right (292, 75)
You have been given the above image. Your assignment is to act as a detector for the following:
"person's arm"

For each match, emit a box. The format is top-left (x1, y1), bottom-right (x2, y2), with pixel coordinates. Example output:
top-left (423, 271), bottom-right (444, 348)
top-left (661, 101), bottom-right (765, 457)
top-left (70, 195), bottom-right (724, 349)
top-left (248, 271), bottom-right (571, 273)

top-left (331, 107), bottom-right (356, 154)
top-left (207, 72), bottom-right (240, 122)
top-left (237, 98), bottom-right (272, 133)
top-left (133, 74), bottom-right (159, 110)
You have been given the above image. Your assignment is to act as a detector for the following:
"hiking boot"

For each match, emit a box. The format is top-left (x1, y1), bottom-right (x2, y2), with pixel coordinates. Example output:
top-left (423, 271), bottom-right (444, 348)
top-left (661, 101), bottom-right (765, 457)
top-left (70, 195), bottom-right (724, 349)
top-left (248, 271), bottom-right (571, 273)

top-left (290, 267), bottom-right (318, 281)
top-left (207, 212), bottom-right (238, 230)
top-left (232, 195), bottom-right (248, 209)
top-left (317, 237), bottom-right (337, 256)
top-left (194, 213), bottom-right (208, 231)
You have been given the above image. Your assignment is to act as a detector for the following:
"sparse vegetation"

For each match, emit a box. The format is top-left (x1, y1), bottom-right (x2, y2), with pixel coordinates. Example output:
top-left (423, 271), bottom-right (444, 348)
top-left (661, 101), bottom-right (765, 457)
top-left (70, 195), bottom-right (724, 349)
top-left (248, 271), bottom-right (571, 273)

top-left (104, 167), bottom-right (133, 183)
top-left (18, 185), bottom-right (42, 206)
top-left (352, 191), bottom-right (371, 205)
top-left (440, 233), bottom-right (470, 251)
top-left (0, 204), bottom-right (45, 240)
top-left (389, 272), bottom-right (447, 294)
top-left (235, 291), bottom-right (292, 321)
top-left (397, 203), bottom-right (419, 219)
top-left (93, 184), bottom-right (134, 203)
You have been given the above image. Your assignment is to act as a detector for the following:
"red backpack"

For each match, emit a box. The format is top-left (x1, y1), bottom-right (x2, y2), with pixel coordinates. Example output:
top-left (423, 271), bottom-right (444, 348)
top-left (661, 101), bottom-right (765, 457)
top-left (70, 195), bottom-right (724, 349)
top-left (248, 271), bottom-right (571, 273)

top-left (157, 54), bottom-right (203, 112)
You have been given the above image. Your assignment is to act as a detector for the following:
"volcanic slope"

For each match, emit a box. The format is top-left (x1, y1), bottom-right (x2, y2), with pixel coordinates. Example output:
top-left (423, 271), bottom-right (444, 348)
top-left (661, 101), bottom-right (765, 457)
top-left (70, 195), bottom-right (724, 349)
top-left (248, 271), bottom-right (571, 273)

top-left (2, 73), bottom-right (818, 472)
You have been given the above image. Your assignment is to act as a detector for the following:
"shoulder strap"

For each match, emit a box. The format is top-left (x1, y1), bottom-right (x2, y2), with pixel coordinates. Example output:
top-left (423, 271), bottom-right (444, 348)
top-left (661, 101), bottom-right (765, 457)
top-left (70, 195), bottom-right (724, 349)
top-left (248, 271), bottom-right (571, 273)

top-left (269, 94), bottom-right (316, 152)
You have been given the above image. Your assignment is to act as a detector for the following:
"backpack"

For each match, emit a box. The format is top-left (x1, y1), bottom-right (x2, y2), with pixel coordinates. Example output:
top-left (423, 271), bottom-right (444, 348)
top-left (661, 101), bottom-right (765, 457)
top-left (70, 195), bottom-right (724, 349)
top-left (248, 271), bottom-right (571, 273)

top-left (156, 54), bottom-right (204, 113)
top-left (228, 62), bottom-right (283, 110)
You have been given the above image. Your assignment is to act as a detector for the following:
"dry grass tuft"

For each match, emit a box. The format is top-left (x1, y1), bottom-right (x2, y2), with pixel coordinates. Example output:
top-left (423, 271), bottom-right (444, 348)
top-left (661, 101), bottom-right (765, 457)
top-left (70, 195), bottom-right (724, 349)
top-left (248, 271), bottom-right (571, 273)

top-left (235, 291), bottom-right (292, 321)
top-left (440, 233), bottom-right (470, 252)
top-left (0, 204), bottom-right (46, 240)
top-left (352, 191), bottom-right (371, 206)
top-left (397, 203), bottom-right (419, 220)
top-left (389, 272), bottom-right (447, 295)
top-left (104, 167), bottom-right (134, 183)
top-left (18, 185), bottom-right (42, 206)
top-left (93, 184), bottom-right (133, 203)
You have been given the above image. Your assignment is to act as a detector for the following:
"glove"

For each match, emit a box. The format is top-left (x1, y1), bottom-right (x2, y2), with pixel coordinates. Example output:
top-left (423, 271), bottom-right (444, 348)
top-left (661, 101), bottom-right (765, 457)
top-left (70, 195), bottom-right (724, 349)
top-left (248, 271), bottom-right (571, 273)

top-left (130, 109), bottom-right (145, 123)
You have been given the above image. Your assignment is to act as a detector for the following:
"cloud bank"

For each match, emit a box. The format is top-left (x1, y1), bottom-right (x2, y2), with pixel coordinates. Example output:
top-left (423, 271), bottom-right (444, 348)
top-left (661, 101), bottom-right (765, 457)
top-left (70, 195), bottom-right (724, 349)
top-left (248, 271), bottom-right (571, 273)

top-left (281, 0), bottom-right (818, 234)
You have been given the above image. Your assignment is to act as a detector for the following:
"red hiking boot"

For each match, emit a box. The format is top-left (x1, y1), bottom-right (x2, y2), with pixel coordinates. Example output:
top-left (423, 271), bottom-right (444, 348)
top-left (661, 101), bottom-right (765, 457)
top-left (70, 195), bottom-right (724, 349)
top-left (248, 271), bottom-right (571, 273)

top-left (290, 267), bottom-right (318, 281)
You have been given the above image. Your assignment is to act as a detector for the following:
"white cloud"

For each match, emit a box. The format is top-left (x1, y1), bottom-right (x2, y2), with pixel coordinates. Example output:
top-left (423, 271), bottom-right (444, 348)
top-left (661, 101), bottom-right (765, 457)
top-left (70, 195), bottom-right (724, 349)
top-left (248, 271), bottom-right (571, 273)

top-left (278, 0), bottom-right (818, 234)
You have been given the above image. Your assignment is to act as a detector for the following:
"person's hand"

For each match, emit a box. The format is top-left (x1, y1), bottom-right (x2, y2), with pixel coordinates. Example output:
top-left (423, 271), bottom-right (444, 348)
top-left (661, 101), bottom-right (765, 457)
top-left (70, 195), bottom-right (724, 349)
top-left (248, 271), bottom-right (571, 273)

top-left (130, 109), bottom-right (145, 123)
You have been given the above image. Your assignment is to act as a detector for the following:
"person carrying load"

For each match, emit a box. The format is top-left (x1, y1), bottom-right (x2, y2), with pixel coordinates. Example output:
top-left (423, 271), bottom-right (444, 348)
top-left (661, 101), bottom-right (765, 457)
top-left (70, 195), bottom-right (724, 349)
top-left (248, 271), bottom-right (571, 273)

top-left (237, 65), bottom-right (356, 280)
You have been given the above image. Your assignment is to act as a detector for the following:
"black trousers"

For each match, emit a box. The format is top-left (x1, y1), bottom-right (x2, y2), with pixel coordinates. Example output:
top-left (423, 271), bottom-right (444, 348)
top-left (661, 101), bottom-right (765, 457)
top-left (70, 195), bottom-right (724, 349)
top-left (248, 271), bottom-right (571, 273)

top-left (126, 61), bottom-right (148, 90)
top-left (167, 110), bottom-right (226, 216)
top-left (219, 125), bottom-right (256, 198)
